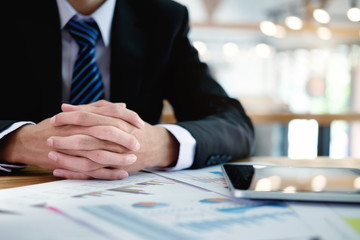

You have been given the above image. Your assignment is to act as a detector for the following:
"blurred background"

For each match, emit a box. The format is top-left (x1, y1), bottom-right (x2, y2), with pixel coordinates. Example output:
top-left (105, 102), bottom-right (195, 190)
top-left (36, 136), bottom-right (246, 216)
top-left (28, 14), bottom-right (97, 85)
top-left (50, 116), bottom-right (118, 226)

top-left (167, 0), bottom-right (360, 159)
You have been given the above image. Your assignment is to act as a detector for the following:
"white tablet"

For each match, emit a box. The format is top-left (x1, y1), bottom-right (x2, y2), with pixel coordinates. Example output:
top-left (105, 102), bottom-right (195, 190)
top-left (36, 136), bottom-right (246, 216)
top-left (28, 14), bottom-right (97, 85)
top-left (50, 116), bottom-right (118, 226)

top-left (221, 163), bottom-right (360, 203)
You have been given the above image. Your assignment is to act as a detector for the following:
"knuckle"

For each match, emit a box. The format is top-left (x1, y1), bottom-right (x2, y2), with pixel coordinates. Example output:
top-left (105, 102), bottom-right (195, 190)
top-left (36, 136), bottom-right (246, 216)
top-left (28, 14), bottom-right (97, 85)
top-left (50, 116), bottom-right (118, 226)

top-left (115, 102), bottom-right (126, 108)
top-left (91, 150), bottom-right (106, 162)
top-left (101, 126), bottom-right (116, 137)
top-left (115, 121), bottom-right (132, 133)
top-left (81, 160), bottom-right (94, 172)
top-left (79, 175), bottom-right (92, 180)
top-left (94, 126), bottom-right (112, 138)
top-left (73, 112), bottom-right (87, 124)
top-left (51, 138), bottom-right (62, 148)
top-left (76, 136), bottom-right (91, 148)
top-left (54, 153), bottom-right (66, 166)
top-left (130, 111), bottom-right (140, 121)
top-left (112, 104), bottom-right (123, 116)
top-left (115, 121), bottom-right (124, 130)
top-left (109, 174), bottom-right (119, 180)
top-left (71, 138), bottom-right (83, 149)
top-left (129, 136), bottom-right (139, 149)
top-left (97, 99), bottom-right (107, 105)
top-left (128, 125), bottom-right (137, 134)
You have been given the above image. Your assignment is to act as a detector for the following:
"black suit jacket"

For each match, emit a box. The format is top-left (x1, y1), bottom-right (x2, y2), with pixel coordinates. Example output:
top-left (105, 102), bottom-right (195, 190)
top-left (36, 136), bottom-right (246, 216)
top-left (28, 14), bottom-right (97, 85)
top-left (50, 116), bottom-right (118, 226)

top-left (0, 0), bottom-right (254, 168)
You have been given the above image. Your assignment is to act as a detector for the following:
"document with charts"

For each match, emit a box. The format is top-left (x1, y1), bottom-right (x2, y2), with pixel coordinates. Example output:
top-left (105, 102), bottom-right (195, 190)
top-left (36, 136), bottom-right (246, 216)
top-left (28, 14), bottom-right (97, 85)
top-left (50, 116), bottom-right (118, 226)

top-left (48, 173), bottom-right (314, 240)
top-left (0, 166), bottom-right (359, 240)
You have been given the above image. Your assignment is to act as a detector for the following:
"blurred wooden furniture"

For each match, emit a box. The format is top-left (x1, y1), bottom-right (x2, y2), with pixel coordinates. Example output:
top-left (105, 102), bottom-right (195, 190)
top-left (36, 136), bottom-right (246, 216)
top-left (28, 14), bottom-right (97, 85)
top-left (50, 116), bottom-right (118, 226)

top-left (162, 104), bottom-right (360, 125)
top-left (161, 99), bottom-right (360, 156)
top-left (161, 99), bottom-right (360, 125)
top-left (248, 112), bottom-right (360, 125)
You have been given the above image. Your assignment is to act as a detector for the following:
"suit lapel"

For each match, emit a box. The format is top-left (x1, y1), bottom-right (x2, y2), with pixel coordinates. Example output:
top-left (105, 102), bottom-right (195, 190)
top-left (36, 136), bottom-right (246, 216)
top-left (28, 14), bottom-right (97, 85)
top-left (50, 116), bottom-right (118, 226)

top-left (23, 1), bottom-right (63, 117)
top-left (110, 0), bottom-right (148, 108)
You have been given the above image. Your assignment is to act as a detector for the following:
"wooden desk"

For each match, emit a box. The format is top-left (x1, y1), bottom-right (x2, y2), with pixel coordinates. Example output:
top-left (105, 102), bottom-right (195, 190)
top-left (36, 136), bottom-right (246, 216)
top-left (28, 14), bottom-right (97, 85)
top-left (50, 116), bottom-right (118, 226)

top-left (1, 157), bottom-right (359, 190)
top-left (0, 167), bottom-right (61, 189)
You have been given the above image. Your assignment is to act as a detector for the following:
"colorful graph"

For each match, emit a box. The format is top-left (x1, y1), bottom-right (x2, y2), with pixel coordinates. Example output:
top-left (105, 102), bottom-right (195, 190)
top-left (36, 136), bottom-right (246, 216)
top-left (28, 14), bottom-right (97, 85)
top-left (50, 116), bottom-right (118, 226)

top-left (108, 179), bottom-right (175, 195)
top-left (217, 203), bottom-right (288, 214)
top-left (209, 171), bottom-right (223, 176)
top-left (73, 191), bottom-right (113, 198)
top-left (344, 218), bottom-right (360, 235)
top-left (199, 198), bottom-right (232, 204)
top-left (108, 186), bottom-right (150, 195)
top-left (135, 179), bottom-right (175, 186)
top-left (177, 211), bottom-right (295, 232)
top-left (184, 171), bottom-right (227, 187)
top-left (132, 202), bottom-right (169, 209)
top-left (81, 205), bottom-right (197, 239)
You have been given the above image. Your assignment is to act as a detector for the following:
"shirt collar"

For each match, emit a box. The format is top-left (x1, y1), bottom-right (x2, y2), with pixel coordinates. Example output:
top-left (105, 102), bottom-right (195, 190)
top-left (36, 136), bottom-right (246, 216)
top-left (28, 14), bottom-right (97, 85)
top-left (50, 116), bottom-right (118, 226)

top-left (56, 0), bottom-right (116, 46)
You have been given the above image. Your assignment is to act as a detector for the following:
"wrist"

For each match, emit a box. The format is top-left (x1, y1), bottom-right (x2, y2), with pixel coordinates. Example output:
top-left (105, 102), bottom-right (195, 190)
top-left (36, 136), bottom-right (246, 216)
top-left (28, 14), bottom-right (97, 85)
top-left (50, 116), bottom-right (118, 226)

top-left (0, 129), bottom-right (22, 164)
top-left (0, 122), bottom-right (36, 164)
top-left (155, 126), bottom-right (179, 168)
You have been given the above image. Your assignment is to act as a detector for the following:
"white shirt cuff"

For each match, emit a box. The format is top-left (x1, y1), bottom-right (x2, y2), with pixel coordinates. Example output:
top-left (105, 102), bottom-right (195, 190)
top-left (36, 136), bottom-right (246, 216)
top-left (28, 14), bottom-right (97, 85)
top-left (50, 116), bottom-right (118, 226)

top-left (158, 124), bottom-right (196, 171)
top-left (0, 121), bottom-right (34, 172)
top-left (0, 121), bottom-right (35, 139)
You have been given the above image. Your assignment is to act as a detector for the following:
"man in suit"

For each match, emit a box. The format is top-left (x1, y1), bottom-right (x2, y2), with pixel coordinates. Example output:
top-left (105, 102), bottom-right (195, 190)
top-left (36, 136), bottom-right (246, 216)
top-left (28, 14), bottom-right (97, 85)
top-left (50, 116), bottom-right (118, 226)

top-left (0, 0), bottom-right (254, 180)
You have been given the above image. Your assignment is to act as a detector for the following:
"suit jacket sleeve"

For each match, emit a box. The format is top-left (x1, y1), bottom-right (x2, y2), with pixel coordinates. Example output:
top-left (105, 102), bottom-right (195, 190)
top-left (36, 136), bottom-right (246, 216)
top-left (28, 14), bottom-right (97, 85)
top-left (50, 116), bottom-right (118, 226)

top-left (0, 121), bottom-right (17, 133)
top-left (163, 6), bottom-right (255, 169)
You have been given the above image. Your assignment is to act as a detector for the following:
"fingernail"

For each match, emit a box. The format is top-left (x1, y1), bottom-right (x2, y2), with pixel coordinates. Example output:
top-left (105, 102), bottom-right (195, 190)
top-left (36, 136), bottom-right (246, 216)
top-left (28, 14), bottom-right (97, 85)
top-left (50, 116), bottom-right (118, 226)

top-left (63, 103), bottom-right (79, 110)
top-left (47, 138), bottom-right (53, 147)
top-left (127, 154), bottom-right (137, 164)
top-left (119, 171), bottom-right (128, 179)
top-left (50, 116), bottom-right (56, 125)
top-left (48, 151), bottom-right (58, 162)
top-left (53, 169), bottom-right (64, 177)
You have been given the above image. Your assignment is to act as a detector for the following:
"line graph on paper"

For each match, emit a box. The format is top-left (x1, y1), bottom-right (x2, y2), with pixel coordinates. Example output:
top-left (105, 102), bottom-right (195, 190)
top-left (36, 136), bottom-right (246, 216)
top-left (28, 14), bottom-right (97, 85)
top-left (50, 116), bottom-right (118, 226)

top-left (152, 166), bottom-right (232, 196)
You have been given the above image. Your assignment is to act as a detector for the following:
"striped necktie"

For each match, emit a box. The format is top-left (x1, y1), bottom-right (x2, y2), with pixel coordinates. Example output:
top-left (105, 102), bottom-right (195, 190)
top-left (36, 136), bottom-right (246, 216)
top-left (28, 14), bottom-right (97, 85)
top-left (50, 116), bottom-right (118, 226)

top-left (66, 18), bottom-right (105, 105)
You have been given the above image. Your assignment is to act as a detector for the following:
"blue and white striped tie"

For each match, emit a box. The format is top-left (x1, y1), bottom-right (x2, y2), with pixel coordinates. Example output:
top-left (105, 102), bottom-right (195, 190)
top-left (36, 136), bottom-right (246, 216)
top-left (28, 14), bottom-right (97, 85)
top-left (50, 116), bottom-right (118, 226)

top-left (66, 18), bottom-right (104, 105)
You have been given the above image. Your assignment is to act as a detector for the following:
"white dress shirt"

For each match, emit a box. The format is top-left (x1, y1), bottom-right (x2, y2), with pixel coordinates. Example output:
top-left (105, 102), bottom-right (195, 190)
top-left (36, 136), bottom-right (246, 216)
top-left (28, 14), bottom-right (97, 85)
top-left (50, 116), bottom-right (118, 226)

top-left (0, 0), bottom-right (196, 171)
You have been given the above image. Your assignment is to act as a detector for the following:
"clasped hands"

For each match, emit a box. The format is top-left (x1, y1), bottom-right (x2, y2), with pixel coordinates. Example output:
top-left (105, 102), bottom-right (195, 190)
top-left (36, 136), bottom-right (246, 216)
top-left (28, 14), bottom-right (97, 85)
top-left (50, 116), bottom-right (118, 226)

top-left (2, 100), bottom-right (178, 180)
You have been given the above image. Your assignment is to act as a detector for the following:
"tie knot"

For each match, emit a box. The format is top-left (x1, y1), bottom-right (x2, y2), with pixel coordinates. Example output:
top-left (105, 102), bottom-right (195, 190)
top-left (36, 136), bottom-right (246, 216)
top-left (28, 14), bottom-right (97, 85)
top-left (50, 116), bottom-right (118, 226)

top-left (66, 18), bottom-right (100, 47)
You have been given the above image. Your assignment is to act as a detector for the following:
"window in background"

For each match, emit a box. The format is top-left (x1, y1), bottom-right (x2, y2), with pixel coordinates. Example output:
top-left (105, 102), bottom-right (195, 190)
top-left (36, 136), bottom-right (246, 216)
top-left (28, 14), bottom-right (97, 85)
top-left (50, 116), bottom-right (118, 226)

top-left (275, 45), bottom-right (356, 159)
top-left (175, 0), bottom-right (360, 159)
top-left (288, 119), bottom-right (319, 159)
top-left (188, 28), bottom-right (358, 158)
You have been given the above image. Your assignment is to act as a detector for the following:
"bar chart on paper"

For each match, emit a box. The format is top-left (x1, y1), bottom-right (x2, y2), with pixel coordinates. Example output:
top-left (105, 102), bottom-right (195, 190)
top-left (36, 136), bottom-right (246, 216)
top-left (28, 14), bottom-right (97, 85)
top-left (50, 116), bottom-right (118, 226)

top-left (81, 205), bottom-right (197, 240)
top-left (62, 195), bottom-right (313, 240)
top-left (50, 174), bottom-right (314, 240)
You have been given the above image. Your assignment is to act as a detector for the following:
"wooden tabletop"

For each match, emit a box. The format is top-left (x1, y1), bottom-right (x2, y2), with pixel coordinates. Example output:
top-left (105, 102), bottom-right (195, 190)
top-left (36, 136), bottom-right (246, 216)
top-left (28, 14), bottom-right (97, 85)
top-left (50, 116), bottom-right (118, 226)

top-left (0, 157), bottom-right (359, 190)
top-left (0, 167), bottom-right (61, 189)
